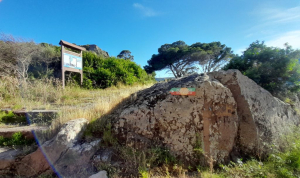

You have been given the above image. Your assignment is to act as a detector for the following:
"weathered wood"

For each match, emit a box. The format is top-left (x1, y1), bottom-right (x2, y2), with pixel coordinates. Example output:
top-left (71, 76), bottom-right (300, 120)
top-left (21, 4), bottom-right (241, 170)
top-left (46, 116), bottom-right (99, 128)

top-left (61, 45), bottom-right (65, 89)
top-left (59, 40), bottom-right (86, 51)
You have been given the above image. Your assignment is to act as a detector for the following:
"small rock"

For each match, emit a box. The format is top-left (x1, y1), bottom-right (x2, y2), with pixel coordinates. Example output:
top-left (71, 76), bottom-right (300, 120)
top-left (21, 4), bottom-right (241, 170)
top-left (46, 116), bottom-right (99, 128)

top-left (89, 170), bottom-right (108, 178)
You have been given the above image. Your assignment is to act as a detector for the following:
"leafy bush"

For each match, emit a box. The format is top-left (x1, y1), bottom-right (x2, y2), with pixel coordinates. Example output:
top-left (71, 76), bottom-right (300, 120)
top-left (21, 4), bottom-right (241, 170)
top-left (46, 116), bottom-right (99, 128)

top-left (82, 51), bottom-right (155, 88)
top-left (220, 159), bottom-right (270, 178)
top-left (265, 131), bottom-right (300, 177)
top-left (219, 127), bottom-right (300, 178)
top-left (224, 41), bottom-right (300, 98)
top-left (0, 111), bottom-right (27, 124)
top-left (0, 132), bottom-right (34, 146)
top-left (22, 43), bottom-right (155, 89)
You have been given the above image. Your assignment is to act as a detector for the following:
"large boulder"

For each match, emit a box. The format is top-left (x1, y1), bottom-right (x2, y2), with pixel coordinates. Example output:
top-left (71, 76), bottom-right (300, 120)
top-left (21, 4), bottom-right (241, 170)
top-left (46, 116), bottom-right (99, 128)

top-left (208, 70), bottom-right (300, 157)
top-left (6, 118), bottom-right (101, 178)
top-left (114, 74), bottom-right (239, 164)
top-left (113, 70), bottom-right (300, 165)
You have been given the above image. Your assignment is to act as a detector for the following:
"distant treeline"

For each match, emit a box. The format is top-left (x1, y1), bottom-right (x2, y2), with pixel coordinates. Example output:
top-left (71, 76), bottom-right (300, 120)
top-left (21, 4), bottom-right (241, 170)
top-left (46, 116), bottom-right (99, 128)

top-left (145, 40), bottom-right (300, 100)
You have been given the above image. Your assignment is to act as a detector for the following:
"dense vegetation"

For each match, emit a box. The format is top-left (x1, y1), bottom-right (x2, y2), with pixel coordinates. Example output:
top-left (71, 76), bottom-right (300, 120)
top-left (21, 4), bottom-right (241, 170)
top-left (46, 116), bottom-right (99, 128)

top-left (0, 34), bottom-right (155, 89)
top-left (82, 51), bottom-right (155, 89)
top-left (224, 41), bottom-right (300, 99)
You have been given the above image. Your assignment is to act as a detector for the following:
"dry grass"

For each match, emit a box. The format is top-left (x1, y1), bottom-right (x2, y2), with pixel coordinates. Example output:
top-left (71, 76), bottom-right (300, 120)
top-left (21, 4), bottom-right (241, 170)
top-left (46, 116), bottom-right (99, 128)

top-left (0, 76), bottom-right (154, 130)
top-left (53, 83), bottom-right (153, 129)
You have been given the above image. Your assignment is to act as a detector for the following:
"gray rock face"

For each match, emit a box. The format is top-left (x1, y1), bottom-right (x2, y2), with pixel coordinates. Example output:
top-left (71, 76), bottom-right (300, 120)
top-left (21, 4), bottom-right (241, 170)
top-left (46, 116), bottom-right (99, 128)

top-left (113, 70), bottom-right (299, 164)
top-left (89, 170), bottom-right (108, 178)
top-left (0, 147), bottom-right (22, 170)
top-left (114, 74), bottom-right (239, 164)
top-left (209, 70), bottom-right (300, 156)
top-left (7, 118), bottom-right (101, 178)
top-left (81, 44), bottom-right (109, 58)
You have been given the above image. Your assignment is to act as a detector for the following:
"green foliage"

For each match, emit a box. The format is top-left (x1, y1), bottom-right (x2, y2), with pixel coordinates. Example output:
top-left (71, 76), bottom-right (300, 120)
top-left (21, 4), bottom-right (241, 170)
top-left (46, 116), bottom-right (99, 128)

top-left (224, 41), bottom-right (300, 97)
top-left (116, 145), bottom-right (178, 177)
top-left (102, 123), bottom-right (117, 146)
top-left (0, 111), bottom-right (27, 124)
top-left (117, 50), bottom-right (134, 61)
top-left (144, 41), bottom-right (233, 78)
top-left (149, 147), bottom-right (178, 166)
top-left (219, 127), bottom-right (300, 178)
top-left (23, 42), bottom-right (154, 89)
top-left (138, 167), bottom-right (150, 178)
top-left (284, 98), bottom-right (294, 105)
top-left (82, 51), bottom-right (155, 88)
top-left (220, 159), bottom-right (269, 178)
top-left (265, 130), bottom-right (300, 177)
top-left (0, 132), bottom-right (34, 146)
top-left (193, 133), bottom-right (204, 154)
top-left (82, 77), bottom-right (93, 89)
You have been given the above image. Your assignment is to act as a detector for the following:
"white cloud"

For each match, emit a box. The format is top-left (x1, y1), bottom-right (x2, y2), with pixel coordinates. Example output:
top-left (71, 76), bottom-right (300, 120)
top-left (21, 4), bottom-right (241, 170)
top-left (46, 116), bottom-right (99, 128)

top-left (260, 6), bottom-right (300, 24)
top-left (133, 3), bottom-right (158, 17)
top-left (266, 30), bottom-right (300, 49)
top-left (246, 6), bottom-right (300, 35)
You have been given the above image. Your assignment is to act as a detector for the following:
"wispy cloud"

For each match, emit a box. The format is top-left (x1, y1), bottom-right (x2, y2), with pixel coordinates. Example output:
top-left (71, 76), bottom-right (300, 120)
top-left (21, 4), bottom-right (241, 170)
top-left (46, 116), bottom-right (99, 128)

top-left (266, 30), bottom-right (300, 49)
top-left (259, 6), bottom-right (300, 24)
top-left (244, 5), bottom-right (300, 40)
top-left (133, 3), bottom-right (158, 17)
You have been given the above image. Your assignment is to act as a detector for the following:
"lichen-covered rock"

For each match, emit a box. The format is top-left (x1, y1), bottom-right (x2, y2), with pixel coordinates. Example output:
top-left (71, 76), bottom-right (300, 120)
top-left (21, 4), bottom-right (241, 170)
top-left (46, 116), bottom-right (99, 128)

top-left (209, 70), bottom-right (300, 156)
top-left (114, 74), bottom-right (238, 164)
top-left (11, 118), bottom-right (101, 178)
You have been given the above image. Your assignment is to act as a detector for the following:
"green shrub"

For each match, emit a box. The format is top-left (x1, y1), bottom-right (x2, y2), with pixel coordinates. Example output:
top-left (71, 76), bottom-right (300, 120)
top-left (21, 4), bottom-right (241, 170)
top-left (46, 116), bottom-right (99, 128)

top-left (224, 41), bottom-right (300, 98)
top-left (152, 147), bottom-right (178, 166)
top-left (102, 123), bottom-right (117, 146)
top-left (266, 137), bottom-right (300, 177)
top-left (80, 51), bottom-right (155, 89)
top-left (0, 132), bottom-right (34, 146)
top-left (0, 111), bottom-right (27, 124)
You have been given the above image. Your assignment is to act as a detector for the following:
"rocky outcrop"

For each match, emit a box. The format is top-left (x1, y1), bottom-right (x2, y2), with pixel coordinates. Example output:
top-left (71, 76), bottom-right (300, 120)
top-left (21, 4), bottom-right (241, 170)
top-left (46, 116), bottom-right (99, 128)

top-left (0, 148), bottom-right (22, 171)
top-left (114, 73), bottom-right (239, 164)
top-left (81, 44), bottom-right (109, 58)
top-left (0, 118), bottom-right (101, 178)
top-left (208, 70), bottom-right (300, 156)
top-left (113, 70), bottom-right (300, 164)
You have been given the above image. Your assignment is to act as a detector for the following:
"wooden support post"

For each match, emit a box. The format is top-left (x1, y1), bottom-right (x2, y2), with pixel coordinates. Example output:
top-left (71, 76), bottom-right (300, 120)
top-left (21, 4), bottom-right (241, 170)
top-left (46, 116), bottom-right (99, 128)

top-left (61, 45), bottom-right (65, 89)
top-left (80, 50), bottom-right (83, 85)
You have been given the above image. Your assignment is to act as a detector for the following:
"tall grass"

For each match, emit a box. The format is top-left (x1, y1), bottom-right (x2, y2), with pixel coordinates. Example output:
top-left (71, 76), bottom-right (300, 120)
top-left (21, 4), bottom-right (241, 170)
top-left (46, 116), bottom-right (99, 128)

top-left (0, 76), bottom-right (154, 130)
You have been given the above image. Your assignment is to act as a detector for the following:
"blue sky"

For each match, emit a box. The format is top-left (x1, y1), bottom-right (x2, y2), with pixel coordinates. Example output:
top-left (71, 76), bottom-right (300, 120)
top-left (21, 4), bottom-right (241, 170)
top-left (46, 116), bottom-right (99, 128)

top-left (0, 0), bottom-right (300, 77)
